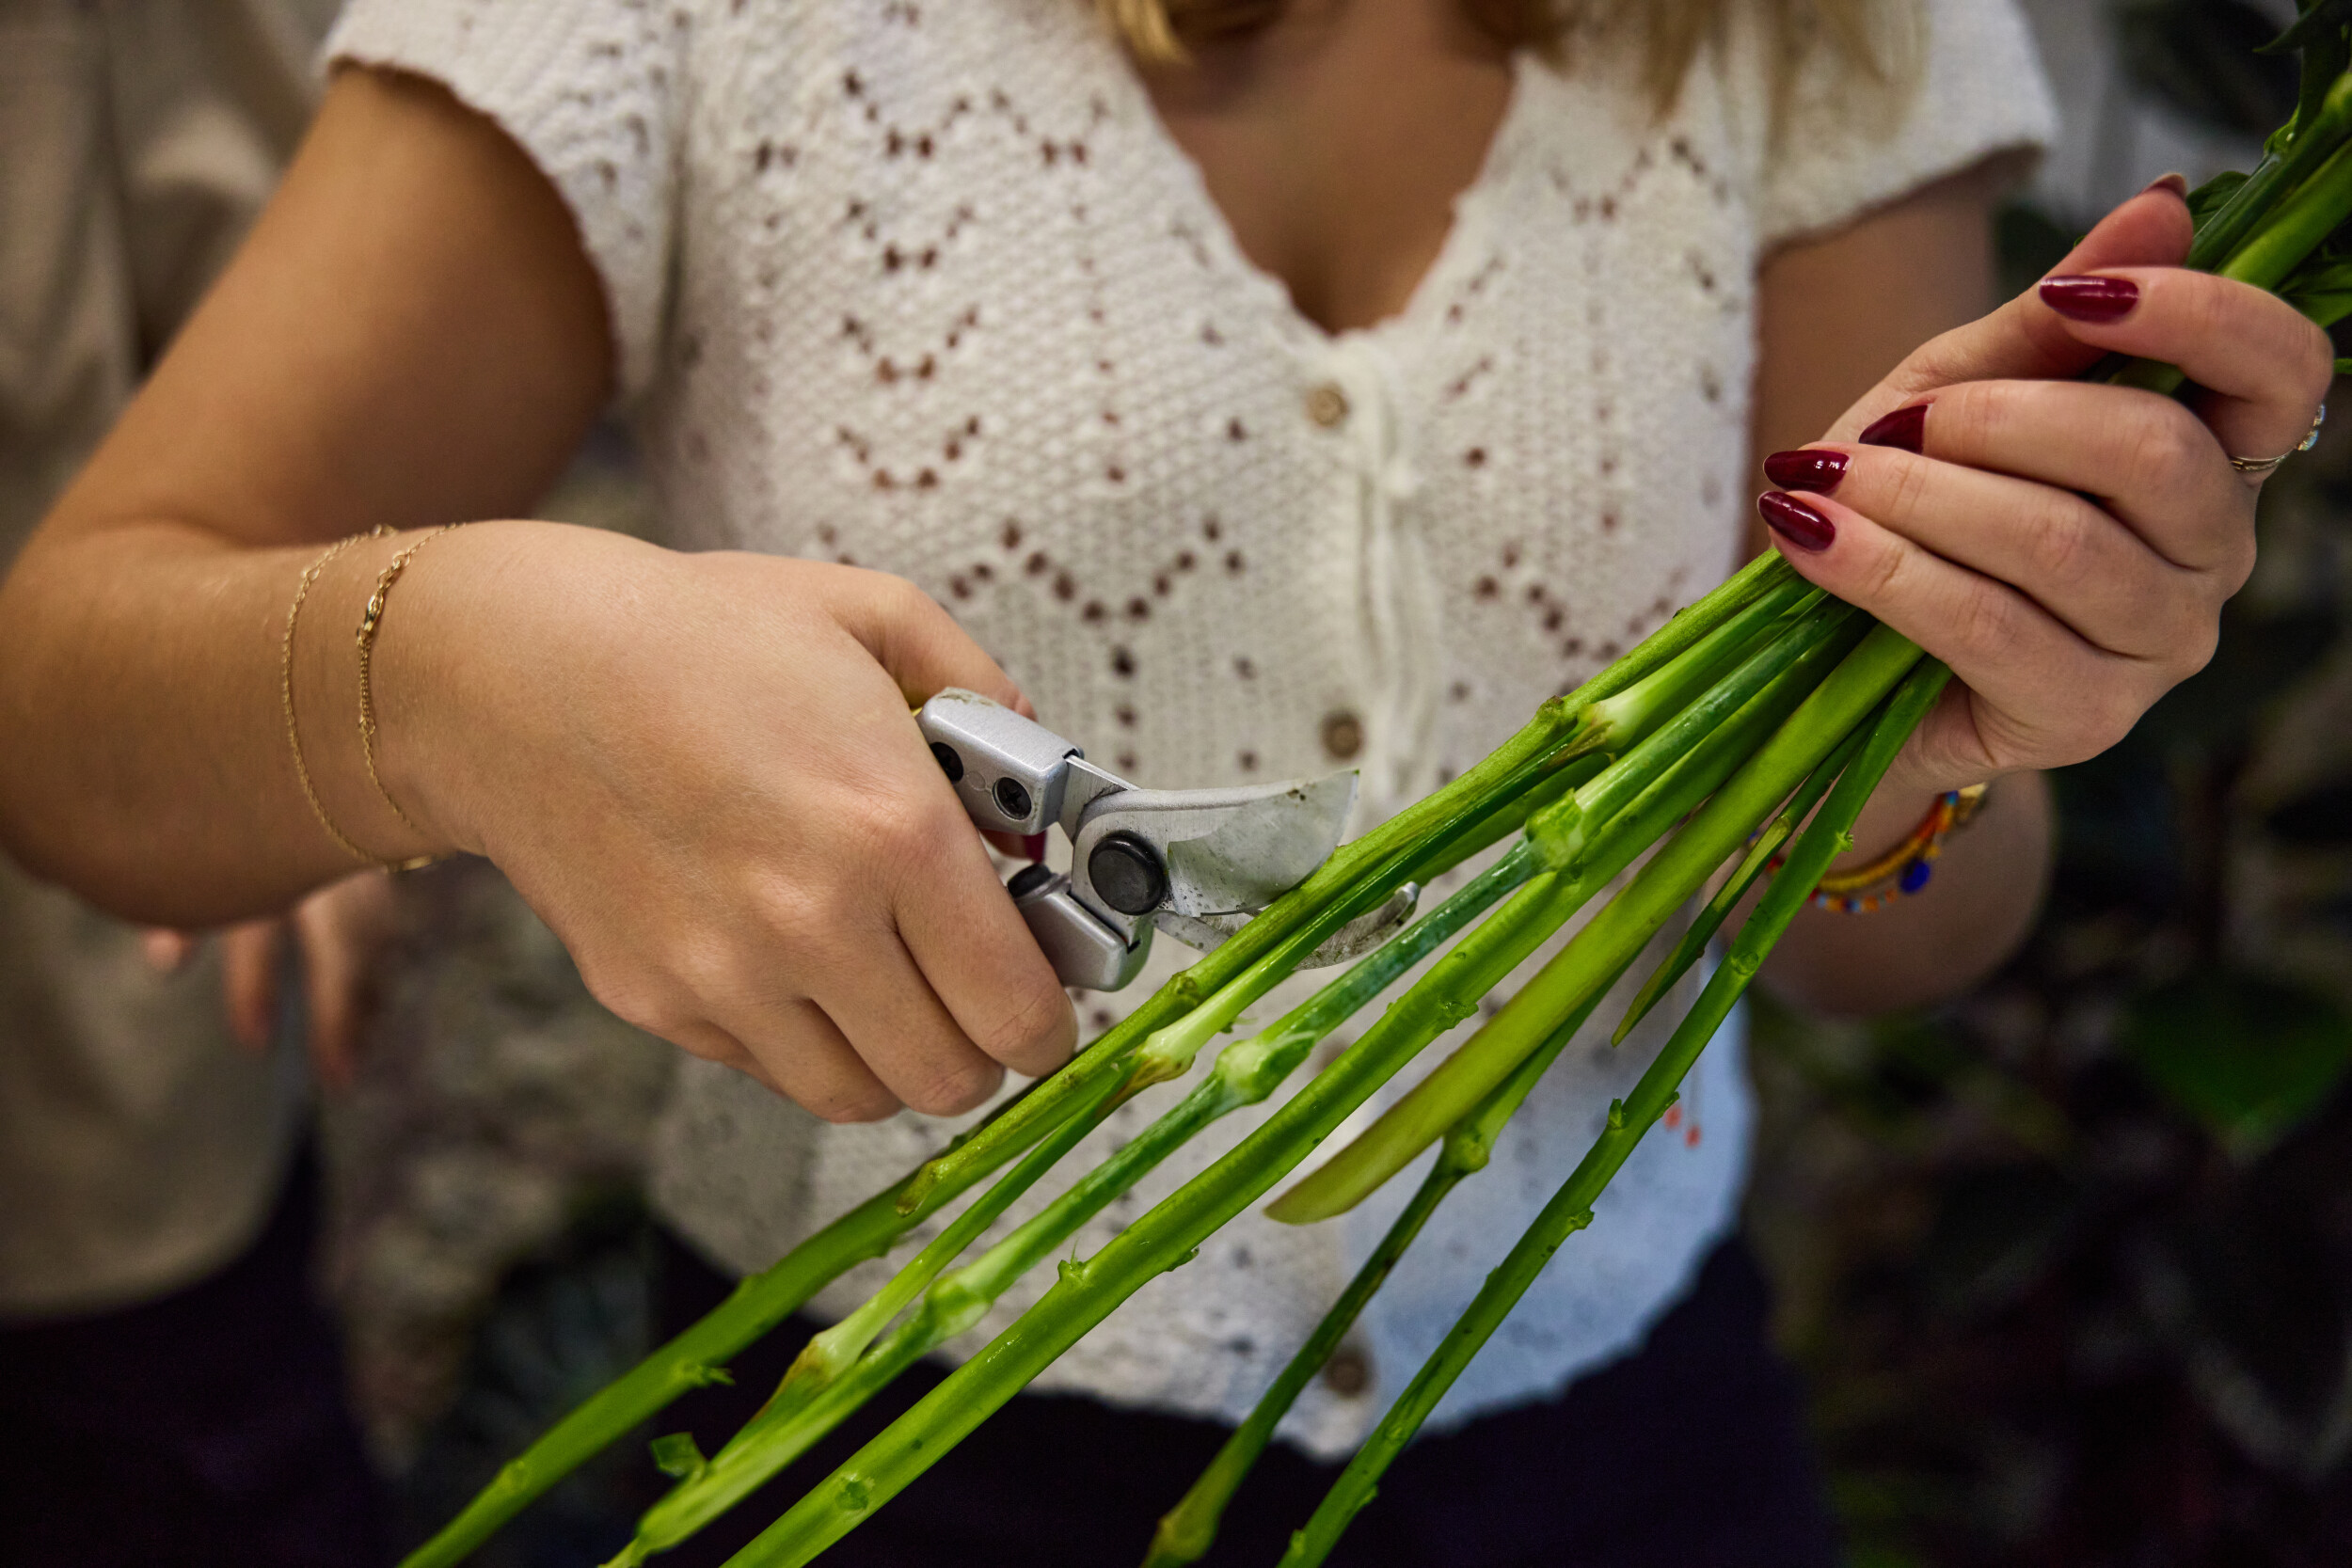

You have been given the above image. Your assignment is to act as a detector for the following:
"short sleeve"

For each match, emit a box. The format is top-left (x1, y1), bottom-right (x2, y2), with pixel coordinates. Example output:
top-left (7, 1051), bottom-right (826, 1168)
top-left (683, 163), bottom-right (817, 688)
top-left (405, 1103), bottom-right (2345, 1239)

top-left (325, 0), bottom-right (691, 402)
top-left (1756, 0), bottom-right (2057, 250)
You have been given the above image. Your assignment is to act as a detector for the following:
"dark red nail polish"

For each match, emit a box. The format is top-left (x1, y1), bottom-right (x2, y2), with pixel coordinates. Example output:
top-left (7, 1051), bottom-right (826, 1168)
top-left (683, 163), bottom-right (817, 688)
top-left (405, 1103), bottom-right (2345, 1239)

top-left (1859, 404), bottom-right (1928, 453)
top-left (1763, 448), bottom-right (1850, 494)
top-left (2040, 275), bottom-right (2140, 322)
top-left (1758, 491), bottom-right (1835, 552)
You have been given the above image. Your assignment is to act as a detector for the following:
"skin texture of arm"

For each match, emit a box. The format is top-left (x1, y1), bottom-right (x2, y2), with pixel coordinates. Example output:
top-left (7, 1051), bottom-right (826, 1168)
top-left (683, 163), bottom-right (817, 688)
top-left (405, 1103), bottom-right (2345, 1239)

top-left (0, 66), bottom-right (610, 917)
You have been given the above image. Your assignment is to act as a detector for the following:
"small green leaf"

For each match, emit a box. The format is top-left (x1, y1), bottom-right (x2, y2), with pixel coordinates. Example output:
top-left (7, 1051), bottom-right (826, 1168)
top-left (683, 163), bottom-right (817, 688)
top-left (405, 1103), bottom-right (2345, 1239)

top-left (2263, 0), bottom-right (2352, 58)
top-left (2122, 974), bottom-right (2352, 1156)
top-left (648, 1432), bottom-right (706, 1480)
top-left (2188, 169), bottom-right (2250, 230)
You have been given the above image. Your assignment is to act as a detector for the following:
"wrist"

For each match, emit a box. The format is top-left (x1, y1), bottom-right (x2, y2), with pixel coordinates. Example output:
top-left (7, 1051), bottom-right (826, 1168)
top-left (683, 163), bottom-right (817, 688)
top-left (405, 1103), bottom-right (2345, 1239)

top-left (368, 519), bottom-right (565, 860)
top-left (1834, 748), bottom-right (1980, 872)
top-left (376, 519), bottom-right (677, 863)
top-left (285, 530), bottom-right (441, 868)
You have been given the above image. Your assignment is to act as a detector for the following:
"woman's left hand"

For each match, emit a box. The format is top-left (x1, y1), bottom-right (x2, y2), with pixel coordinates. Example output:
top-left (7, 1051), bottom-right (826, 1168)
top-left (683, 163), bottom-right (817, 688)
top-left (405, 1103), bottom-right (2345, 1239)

top-left (142, 871), bottom-right (404, 1090)
top-left (1756, 182), bottom-right (2334, 794)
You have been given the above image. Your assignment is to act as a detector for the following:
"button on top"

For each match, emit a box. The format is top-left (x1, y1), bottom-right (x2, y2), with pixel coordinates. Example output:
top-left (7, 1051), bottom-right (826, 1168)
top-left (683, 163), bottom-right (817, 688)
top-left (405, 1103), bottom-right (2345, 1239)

top-left (1321, 1345), bottom-right (1373, 1398)
top-left (1320, 709), bottom-right (1364, 762)
top-left (1305, 381), bottom-right (1350, 429)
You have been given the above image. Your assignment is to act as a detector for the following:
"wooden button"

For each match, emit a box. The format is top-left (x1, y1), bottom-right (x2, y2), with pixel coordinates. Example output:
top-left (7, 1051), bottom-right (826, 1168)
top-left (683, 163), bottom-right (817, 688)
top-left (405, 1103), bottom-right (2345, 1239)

top-left (1321, 710), bottom-right (1364, 761)
top-left (1322, 1345), bottom-right (1373, 1397)
top-left (1305, 382), bottom-right (1350, 429)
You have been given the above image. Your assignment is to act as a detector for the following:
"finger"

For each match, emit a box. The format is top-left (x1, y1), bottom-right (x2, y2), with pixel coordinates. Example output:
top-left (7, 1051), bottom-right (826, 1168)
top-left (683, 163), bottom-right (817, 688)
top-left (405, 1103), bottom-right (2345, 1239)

top-left (892, 810), bottom-right (1075, 1081)
top-left (1756, 489), bottom-right (2169, 770)
top-left (142, 929), bottom-right (197, 973)
top-left (219, 920), bottom-right (285, 1054)
top-left (296, 908), bottom-right (373, 1091)
top-left (799, 924), bottom-right (1011, 1117)
top-left (979, 830), bottom-right (1045, 862)
top-left (693, 1004), bottom-right (902, 1124)
top-left (1823, 380), bottom-right (2249, 578)
top-left (1765, 439), bottom-right (2190, 660)
top-left (2024, 267), bottom-right (2333, 469)
top-left (827, 566), bottom-right (1029, 711)
top-left (1843, 182), bottom-right (2196, 431)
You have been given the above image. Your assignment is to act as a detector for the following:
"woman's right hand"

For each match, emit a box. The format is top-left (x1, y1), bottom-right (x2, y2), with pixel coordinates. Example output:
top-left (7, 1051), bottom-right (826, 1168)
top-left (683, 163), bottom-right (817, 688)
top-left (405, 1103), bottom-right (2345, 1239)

top-left (376, 522), bottom-right (1077, 1123)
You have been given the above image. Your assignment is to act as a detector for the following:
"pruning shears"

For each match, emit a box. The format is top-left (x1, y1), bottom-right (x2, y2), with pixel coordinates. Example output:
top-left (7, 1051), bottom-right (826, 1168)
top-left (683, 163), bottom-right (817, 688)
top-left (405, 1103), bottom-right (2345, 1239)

top-left (917, 690), bottom-right (1416, 990)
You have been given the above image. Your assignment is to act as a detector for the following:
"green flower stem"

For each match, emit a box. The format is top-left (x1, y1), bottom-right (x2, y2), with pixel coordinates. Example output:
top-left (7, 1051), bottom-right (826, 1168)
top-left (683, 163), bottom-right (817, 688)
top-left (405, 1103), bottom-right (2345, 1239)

top-left (1540, 594), bottom-right (1843, 871)
top-left (1144, 948), bottom-right (1633, 1568)
top-left (1141, 1162), bottom-right (1456, 1568)
top-left (394, 1083), bottom-right (1060, 1568)
top-left (902, 557), bottom-right (1804, 1218)
top-left (710, 613), bottom-right (1873, 1566)
top-left (2227, 133), bottom-right (2352, 291)
top-left (1275, 661), bottom-right (1951, 1568)
top-left (2189, 71), bottom-right (2352, 272)
top-left (746, 1056), bottom-right (1140, 1451)
top-left (420, 552), bottom-right (1804, 1568)
top-left (1559, 578), bottom-right (1818, 763)
top-left (622, 842), bottom-right (1544, 1561)
top-left (1400, 752), bottom-right (1606, 887)
top-left (1558, 549), bottom-right (1800, 711)
top-left (1266, 615), bottom-right (1903, 1226)
top-left (609, 1067), bottom-right (1127, 1566)
top-left (1611, 721), bottom-right (1867, 1045)
top-left (2121, 123), bottom-right (2352, 397)
top-left (900, 722), bottom-right (1565, 1215)
top-left (714, 822), bottom-right (1651, 1565)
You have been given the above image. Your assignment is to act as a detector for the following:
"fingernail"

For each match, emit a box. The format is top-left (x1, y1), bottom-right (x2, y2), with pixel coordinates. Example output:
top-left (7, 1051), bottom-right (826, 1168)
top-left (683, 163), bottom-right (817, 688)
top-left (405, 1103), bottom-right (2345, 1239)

top-left (1762, 448), bottom-right (1850, 494)
top-left (2142, 171), bottom-right (2189, 198)
top-left (1758, 491), bottom-right (1836, 552)
top-left (1859, 404), bottom-right (1928, 453)
top-left (2041, 275), bottom-right (2140, 323)
top-left (1022, 832), bottom-right (1047, 863)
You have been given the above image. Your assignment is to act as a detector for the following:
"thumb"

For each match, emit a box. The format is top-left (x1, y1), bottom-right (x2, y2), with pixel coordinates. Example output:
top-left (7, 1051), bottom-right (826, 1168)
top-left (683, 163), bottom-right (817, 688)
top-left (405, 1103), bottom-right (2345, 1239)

top-left (829, 565), bottom-right (1034, 718)
top-left (1834, 180), bottom-right (2198, 437)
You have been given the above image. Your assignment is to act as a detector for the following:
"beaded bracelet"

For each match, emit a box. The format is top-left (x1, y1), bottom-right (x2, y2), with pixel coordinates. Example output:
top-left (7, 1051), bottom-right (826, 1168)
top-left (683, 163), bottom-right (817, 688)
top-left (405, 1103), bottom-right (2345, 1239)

top-left (1769, 783), bottom-right (1990, 913)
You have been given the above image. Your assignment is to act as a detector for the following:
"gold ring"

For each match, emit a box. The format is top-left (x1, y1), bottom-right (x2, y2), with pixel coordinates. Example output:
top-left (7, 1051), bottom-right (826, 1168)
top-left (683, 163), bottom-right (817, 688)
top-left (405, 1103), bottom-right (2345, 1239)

top-left (2230, 403), bottom-right (2327, 477)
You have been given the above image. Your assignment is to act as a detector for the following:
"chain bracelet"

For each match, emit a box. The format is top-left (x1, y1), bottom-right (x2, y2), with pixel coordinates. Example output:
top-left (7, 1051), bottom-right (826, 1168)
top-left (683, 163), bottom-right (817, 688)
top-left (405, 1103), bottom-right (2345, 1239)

top-left (281, 528), bottom-right (400, 868)
top-left (355, 523), bottom-right (461, 870)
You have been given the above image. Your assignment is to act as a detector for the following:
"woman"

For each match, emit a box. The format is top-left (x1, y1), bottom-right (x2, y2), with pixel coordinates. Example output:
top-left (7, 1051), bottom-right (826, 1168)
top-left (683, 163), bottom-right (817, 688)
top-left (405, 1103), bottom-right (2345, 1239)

top-left (0, 0), bottom-right (2327, 1560)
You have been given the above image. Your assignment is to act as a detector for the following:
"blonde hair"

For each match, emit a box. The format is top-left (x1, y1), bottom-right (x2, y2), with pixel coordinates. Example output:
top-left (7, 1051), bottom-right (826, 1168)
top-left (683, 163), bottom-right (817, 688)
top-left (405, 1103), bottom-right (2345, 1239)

top-left (1097, 0), bottom-right (1916, 115)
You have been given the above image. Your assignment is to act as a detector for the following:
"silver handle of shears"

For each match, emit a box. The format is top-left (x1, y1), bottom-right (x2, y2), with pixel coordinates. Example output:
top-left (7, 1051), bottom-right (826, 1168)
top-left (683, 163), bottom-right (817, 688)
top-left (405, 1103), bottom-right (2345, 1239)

top-left (916, 690), bottom-right (1152, 991)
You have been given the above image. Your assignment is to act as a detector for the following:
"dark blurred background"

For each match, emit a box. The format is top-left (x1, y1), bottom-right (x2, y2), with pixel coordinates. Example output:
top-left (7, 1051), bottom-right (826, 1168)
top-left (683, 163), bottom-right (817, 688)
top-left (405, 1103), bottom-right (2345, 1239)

top-left (8, 2), bottom-right (2352, 1566)
top-left (1747, 4), bottom-right (2352, 1563)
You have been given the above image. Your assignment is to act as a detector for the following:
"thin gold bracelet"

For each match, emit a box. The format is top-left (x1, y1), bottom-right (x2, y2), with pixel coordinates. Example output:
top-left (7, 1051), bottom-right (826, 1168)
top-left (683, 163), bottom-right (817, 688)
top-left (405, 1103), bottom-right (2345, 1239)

top-left (282, 529), bottom-right (401, 868)
top-left (355, 523), bottom-right (460, 869)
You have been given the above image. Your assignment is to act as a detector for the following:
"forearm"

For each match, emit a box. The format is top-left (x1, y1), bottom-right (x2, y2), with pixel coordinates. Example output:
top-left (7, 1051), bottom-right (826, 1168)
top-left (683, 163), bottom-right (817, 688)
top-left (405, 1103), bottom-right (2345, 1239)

top-left (1757, 756), bottom-right (2051, 1015)
top-left (0, 515), bottom-right (460, 924)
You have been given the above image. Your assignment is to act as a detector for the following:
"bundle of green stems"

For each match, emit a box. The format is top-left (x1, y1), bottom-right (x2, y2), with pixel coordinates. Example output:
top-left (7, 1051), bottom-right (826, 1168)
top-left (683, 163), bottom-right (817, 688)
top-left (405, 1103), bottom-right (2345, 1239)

top-left (405, 20), bottom-right (2352, 1567)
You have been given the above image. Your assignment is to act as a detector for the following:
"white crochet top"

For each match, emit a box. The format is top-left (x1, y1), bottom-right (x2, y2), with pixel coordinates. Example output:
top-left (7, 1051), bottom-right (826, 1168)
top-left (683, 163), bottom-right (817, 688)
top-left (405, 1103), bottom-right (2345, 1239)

top-left (328, 0), bottom-right (2053, 1456)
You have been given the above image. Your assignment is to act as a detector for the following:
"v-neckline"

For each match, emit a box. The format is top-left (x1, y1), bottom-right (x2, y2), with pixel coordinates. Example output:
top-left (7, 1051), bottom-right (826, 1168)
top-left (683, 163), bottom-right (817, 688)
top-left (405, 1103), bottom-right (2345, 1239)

top-left (1107, 42), bottom-right (1535, 352)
